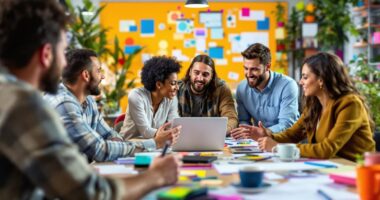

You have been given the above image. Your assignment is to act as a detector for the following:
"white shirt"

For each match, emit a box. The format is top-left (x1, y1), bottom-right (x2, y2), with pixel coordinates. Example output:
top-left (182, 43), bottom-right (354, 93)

top-left (120, 87), bottom-right (179, 139)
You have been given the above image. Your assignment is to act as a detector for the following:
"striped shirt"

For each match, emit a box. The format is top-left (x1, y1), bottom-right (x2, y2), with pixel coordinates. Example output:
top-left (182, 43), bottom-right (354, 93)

top-left (0, 66), bottom-right (125, 199)
top-left (44, 84), bottom-right (156, 162)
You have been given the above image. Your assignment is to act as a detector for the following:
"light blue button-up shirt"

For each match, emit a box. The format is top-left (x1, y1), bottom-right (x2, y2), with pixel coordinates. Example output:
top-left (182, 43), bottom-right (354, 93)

top-left (236, 71), bottom-right (299, 133)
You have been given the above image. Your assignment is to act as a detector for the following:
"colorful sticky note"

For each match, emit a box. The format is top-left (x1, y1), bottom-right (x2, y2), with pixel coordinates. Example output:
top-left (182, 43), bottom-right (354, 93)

top-left (140, 19), bottom-right (154, 36)
top-left (257, 17), bottom-right (269, 30)
top-left (119, 20), bottom-right (136, 32)
top-left (209, 47), bottom-right (224, 59)
top-left (210, 28), bottom-right (224, 39)
top-left (129, 26), bottom-right (137, 32)
top-left (242, 8), bottom-right (250, 17)
top-left (194, 28), bottom-right (207, 38)
top-left (124, 45), bottom-right (141, 54)
top-left (275, 28), bottom-right (285, 40)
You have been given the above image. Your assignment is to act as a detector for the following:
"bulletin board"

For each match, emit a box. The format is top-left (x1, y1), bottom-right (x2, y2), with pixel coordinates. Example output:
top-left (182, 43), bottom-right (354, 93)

top-left (99, 1), bottom-right (288, 110)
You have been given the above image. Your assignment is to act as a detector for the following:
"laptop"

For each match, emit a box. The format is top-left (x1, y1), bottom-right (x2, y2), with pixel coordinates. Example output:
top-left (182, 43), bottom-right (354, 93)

top-left (171, 117), bottom-right (227, 151)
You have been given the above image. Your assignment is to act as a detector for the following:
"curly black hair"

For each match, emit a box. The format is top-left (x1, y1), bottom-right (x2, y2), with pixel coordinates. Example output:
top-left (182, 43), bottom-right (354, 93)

top-left (141, 56), bottom-right (181, 91)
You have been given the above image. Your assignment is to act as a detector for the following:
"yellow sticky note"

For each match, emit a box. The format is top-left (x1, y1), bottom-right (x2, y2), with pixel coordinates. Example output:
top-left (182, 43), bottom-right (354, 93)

top-left (275, 28), bottom-right (285, 40)
top-left (180, 170), bottom-right (206, 178)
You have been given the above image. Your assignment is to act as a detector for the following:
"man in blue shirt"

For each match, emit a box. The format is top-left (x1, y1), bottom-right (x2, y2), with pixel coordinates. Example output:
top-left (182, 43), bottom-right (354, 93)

top-left (231, 43), bottom-right (299, 139)
top-left (44, 49), bottom-right (179, 162)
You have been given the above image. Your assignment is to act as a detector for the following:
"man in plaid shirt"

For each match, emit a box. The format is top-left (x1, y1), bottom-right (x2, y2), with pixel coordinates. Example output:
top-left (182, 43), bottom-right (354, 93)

top-left (44, 49), bottom-right (177, 162)
top-left (0, 0), bottom-right (179, 199)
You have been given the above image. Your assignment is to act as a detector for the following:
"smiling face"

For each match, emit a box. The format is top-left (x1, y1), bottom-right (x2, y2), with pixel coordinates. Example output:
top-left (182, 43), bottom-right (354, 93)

top-left (157, 72), bottom-right (179, 99)
top-left (299, 64), bottom-right (323, 97)
top-left (87, 56), bottom-right (104, 95)
top-left (189, 62), bottom-right (213, 94)
top-left (243, 58), bottom-right (269, 89)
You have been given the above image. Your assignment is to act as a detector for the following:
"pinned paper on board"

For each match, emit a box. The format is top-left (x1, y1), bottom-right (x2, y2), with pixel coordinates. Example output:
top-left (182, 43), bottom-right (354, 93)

top-left (275, 28), bottom-right (285, 39)
top-left (239, 9), bottom-right (265, 21)
top-left (232, 57), bottom-right (243, 63)
top-left (199, 11), bottom-right (222, 28)
top-left (125, 37), bottom-right (134, 45)
top-left (176, 19), bottom-right (194, 34)
top-left (228, 72), bottom-right (240, 80)
top-left (302, 23), bottom-right (318, 37)
top-left (208, 42), bottom-right (217, 47)
top-left (140, 19), bottom-right (155, 37)
top-left (159, 40), bottom-right (169, 49)
top-left (196, 38), bottom-right (206, 52)
top-left (173, 33), bottom-right (184, 40)
top-left (209, 47), bottom-right (224, 59)
top-left (172, 49), bottom-right (190, 61)
top-left (184, 39), bottom-right (196, 48)
top-left (158, 23), bottom-right (166, 31)
top-left (119, 20), bottom-right (137, 32)
top-left (226, 13), bottom-right (236, 28)
top-left (257, 17), bottom-right (269, 30)
top-left (124, 45), bottom-right (141, 54)
top-left (210, 28), bottom-right (224, 39)
top-left (194, 28), bottom-right (207, 38)
top-left (167, 11), bottom-right (182, 24)
top-left (215, 59), bottom-right (228, 66)
top-left (142, 53), bottom-right (152, 63)
top-left (241, 32), bottom-right (269, 48)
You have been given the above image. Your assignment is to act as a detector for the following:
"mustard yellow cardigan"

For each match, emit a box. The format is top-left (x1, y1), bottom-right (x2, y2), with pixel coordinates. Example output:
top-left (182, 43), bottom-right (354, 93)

top-left (272, 93), bottom-right (375, 161)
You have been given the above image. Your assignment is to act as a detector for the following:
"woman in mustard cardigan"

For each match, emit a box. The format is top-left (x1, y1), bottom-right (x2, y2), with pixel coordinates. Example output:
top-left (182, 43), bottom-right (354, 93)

top-left (234, 52), bottom-right (375, 161)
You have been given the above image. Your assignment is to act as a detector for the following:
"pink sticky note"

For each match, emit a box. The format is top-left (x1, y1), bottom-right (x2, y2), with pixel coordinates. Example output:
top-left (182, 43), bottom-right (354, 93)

top-left (242, 8), bottom-right (250, 17)
top-left (373, 32), bottom-right (380, 44)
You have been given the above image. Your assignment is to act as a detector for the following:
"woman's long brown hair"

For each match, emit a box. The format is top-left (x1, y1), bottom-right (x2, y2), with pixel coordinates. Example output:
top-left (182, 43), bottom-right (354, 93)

top-left (302, 52), bottom-right (374, 133)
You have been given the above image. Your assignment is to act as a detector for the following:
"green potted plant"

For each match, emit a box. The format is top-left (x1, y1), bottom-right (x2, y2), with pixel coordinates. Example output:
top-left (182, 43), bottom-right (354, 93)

top-left (66, 0), bottom-right (139, 116)
top-left (350, 53), bottom-right (380, 131)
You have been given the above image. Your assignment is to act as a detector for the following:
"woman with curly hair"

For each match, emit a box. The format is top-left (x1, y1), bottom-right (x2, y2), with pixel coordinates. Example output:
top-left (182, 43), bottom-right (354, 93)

top-left (236, 52), bottom-right (375, 161)
top-left (120, 56), bottom-right (182, 144)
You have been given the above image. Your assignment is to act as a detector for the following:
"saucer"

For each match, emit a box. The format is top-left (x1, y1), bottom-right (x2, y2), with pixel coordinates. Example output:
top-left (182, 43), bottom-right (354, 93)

top-left (231, 182), bottom-right (271, 194)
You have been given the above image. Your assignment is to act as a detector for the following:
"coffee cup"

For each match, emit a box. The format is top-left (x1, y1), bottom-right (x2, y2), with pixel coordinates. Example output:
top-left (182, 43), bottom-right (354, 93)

top-left (364, 152), bottom-right (380, 166)
top-left (272, 143), bottom-right (300, 162)
top-left (239, 166), bottom-right (264, 188)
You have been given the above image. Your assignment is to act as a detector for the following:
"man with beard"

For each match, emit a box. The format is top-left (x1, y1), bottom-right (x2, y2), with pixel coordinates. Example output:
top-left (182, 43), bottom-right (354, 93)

top-left (44, 49), bottom-right (178, 162)
top-left (177, 55), bottom-right (238, 134)
top-left (231, 43), bottom-right (299, 139)
top-left (0, 0), bottom-right (180, 199)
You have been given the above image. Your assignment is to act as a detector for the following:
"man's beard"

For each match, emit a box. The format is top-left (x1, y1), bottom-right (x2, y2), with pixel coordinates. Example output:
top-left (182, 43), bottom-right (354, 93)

top-left (191, 80), bottom-right (209, 94)
top-left (247, 74), bottom-right (265, 88)
top-left (87, 75), bottom-right (101, 95)
top-left (41, 55), bottom-right (61, 94)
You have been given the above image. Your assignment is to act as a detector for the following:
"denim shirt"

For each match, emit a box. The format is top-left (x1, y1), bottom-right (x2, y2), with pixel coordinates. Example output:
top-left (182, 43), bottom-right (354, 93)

top-left (236, 71), bottom-right (300, 133)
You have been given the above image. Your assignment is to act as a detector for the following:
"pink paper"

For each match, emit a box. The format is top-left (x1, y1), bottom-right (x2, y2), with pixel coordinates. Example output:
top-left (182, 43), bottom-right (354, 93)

top-left (242, 8), bottom-right (250, 17)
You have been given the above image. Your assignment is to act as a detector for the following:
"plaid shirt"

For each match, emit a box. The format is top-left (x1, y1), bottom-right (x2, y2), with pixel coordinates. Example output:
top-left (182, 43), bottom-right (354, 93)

top-left (0, 66), bottom-right (125, 200)
top-left (43, 84), bottom-right (156, 162)
top-left (177, 78), bottom-right (238, 132)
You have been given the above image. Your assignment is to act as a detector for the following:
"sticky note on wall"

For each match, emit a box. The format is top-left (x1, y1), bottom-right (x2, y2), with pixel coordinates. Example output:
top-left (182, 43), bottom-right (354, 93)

top-left (141, 19), bottom-right (155, 36)
top-left (209, 47), bottom-right (224, 59)
top-left (257, 17), bottom-right (269, 30)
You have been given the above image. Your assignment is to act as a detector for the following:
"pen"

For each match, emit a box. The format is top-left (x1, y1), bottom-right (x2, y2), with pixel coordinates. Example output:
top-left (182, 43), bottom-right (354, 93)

top-left (304, 162), bottom-right (337, 168)
top-left (317, 189), bottom-right (332, 200)
top-left (161, 141), bottom-right (170, 157)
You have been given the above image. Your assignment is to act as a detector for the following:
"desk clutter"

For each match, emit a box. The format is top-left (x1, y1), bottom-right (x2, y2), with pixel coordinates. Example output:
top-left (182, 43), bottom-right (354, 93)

top-left (97, 138), bottom-right (365, 199)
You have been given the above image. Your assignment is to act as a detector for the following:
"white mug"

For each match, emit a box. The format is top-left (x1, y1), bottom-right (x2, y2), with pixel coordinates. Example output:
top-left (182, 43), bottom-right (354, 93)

top-left (272, 143), bottom-right (300, 162)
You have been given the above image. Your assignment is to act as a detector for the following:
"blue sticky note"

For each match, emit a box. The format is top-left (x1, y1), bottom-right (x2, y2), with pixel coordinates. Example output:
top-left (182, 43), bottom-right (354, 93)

top-left (141, 19), bottom-right (154, 35)
top-left (257, 17), bottom-right (269, 30)
top-left (129, 25), bottom-right (137, 32)
top-left (209, 47), bottom-right (224, 59)
top-left (124, 45), bottom-right (141, 54)
top-left (211, 28), bottom-right (223, 39)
